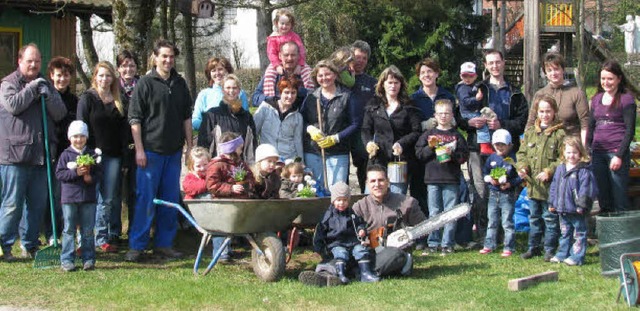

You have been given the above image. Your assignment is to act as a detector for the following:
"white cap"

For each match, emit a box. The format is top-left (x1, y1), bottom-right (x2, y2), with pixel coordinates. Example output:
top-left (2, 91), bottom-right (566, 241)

top-left (255, 144), bottom-right (280, 163)
top-left (67, 120), bottom-right (89, 139)
top-left (460, 62), bottom-right (476, 75)
top-left (492, 129), bottom-right (512, 145)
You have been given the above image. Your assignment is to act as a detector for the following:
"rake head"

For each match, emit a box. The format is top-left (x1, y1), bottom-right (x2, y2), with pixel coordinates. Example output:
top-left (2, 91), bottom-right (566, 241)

top-left (33, 245), bottom-right (62, 269)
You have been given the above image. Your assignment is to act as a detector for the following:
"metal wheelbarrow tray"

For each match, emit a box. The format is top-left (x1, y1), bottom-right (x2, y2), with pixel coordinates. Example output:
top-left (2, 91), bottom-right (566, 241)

top-left (154, 197), bottom-right (348, 282)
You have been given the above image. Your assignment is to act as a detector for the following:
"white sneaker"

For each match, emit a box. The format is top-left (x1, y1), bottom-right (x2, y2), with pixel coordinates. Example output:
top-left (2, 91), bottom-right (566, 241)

top-left (564, 258), bottom-right (578, 266)
top-left (549, 256), bottom-right (561, 263)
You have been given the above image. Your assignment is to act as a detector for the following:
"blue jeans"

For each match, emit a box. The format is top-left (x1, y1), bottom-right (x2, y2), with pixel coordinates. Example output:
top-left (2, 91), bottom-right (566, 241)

top-left (61, 203), bottom-right (96, 264)
top-left (129, 151), bottom-right (181, 251)
top-left (304, 153), bottom-right (349, 193)
top-left (555, 213), bottom-right (587, 265)
top-left (592, 151), bottom-right (630, 213)
top-left (462, 111), bottom-right (490, 144)
top-left (484, 190), bottom-right (516, 251)
top-left (0, 165), bottom-right (47, 252)
top-left (212, 236), bottom-right (230, 258)
top-left (427, 183), bottom-right (459, 248)
top-left (331, 244), bottom-right (369, 262)
top-left (95, 155), bottom-right (122, 246)
top-left (527, 199), bottom-right (559, 253)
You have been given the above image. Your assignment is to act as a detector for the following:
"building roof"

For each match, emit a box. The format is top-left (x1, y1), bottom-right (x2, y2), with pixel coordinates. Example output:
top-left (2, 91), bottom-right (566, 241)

top-left (0, 0), bottom-right (112, 18)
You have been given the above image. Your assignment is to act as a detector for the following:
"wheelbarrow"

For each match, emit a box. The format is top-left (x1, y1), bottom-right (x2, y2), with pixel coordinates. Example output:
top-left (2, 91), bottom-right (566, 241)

top-left (154, 198), bottom-right (302, 282)
top-left (618, 253), bottom-right (640, 306)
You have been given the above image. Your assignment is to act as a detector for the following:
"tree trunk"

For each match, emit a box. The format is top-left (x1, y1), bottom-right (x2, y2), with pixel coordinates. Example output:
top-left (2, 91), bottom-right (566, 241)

top-left (256, 0), bottom-right (273, 71)
top-left (160, 0), bottom-right (168, 39)
top-left (594, 0), bottom-right (602, 36)
top-left (183, 13), bottom-right (197, 99)
top-left (73, 55), bottom-right (91, 90)
top-left (78, 14), bottom-right (99, 73)
top-left (168, 0), bottom-right (178, 43)
top-left (113, 0), bottom-right (156, 73)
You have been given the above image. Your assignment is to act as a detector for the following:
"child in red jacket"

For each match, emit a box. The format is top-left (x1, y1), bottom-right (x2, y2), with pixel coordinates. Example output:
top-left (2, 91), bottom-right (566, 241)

top-left (182, 147), bottom-right (211, 199)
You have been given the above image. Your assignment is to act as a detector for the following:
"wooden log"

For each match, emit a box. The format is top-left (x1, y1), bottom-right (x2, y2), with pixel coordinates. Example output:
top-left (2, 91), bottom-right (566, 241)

top-left (508, 271), bottom-right (558, 291)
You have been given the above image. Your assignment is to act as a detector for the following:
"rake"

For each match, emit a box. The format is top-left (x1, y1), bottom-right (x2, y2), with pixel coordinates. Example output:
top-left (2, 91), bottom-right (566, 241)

top-left (34, 94), bottom-right (61, 268)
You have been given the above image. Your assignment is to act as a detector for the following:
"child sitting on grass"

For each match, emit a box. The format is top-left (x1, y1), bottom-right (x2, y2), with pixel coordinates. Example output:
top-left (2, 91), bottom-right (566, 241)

top-left (517, 94), bottom-right (565, 261)
top-left (253, 144), bottom-right (281, 199)
top-left (56, 120), bottom-right (102, 272)
top-left (479, 129), bottom-right (522, 257)
top-left (182, 146), bottom-right (211, 199)
top-left (548, 136), bottom-right (598, 266)
top-left (313, 182), bottom-right (379, 284)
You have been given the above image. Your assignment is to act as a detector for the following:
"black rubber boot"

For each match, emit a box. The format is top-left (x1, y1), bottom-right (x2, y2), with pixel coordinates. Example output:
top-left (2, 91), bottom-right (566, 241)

top-left (335, 260), bottom-right (350, 284)
top-left (358, 260), bottom-right (380, 283)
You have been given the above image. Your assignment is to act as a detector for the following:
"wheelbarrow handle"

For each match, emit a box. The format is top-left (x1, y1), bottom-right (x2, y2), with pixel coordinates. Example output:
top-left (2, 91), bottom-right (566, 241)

top-left (153, 198), bottom-right (206, 234)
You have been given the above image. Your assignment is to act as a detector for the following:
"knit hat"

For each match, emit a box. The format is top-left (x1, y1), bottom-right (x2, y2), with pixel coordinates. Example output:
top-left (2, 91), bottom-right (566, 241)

top-left (460, 62), bottom-right (476, 75)
top-left (492, 129), bottom-right (512, 145)
top-left (67, 120), bottom-right (88, 139)
top-left (330, 182), bottom-right (351, 203)
top-left (255, 144), bottom-right (280, 163)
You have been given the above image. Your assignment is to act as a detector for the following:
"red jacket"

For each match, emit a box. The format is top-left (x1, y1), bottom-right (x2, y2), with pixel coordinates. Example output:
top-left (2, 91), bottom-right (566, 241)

top-left (183, 172), bottom-right (207, 199)
top-left (205, 155), bottom-right (255, 198)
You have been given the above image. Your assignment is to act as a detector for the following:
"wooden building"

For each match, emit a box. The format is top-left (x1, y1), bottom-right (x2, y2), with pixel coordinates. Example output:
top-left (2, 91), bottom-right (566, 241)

top-left (0, 0), bottom-right (111, 78)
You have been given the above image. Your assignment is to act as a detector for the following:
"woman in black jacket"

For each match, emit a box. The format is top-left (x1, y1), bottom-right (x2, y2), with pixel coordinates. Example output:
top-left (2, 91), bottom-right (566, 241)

top-left (197, 74), bottom-right (257, 164)
top-left (361, 65), bottom-right (423, 194)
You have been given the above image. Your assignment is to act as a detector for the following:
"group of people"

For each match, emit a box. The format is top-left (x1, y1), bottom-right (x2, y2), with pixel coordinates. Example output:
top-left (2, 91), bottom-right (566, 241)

top-left (0, 8), bottom-right (637, 281)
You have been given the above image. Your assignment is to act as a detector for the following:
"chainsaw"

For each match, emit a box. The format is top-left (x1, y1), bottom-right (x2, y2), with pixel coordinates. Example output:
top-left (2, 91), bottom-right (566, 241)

top-left (385, 203), bottom-right (471, 249)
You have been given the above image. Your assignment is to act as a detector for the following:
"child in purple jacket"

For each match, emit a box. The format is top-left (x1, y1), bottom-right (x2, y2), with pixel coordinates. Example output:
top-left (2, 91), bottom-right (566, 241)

top-left (55, 120), bottom-right (102, 272)
top-left (548, 136), bottom-right (598, 266)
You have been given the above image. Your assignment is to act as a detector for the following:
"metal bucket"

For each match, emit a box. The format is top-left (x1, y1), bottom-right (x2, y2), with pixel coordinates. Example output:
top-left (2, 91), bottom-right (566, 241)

top-left (387, 161), bottom-right (408, 184)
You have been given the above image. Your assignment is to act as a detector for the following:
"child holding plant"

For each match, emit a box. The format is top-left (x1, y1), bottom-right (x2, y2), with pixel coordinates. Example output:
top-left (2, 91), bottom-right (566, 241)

top-left (253, 144), bottom-right (281, 199)
top-left (205, 132), bottom-right (255, 199)
top-left (548, 136), bottom-right (598, 266)
top-left (415, 99), bottom-right (469, 255)
top-left (205, 132), bottom-right (255, 261)
top-left (55, 120), bottom-right (102, 272)
top-left (279, 161), bottom-right (317, 198)
top-left (516, 94), bottom-right (565, 261)
top-left (182, 147), bottom-right (211, 199)
top-left (479, 129), bottom-right (522, 257)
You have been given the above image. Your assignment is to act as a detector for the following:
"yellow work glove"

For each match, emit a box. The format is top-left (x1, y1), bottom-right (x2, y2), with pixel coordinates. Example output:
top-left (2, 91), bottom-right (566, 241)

top-left (306, 125), bottom-right (325, 142)
top-left (366, 141), bottom-right (379, 158)
top-left (318, 135), bottom-right (339, 149)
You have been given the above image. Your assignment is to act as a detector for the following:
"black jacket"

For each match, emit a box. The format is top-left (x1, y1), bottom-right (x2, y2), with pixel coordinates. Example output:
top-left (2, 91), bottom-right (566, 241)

top-left (300, 85), bottom-right (359, 156)
top-left (456, 78), bottom-right (528, 152)
top-left (55, 87), bottom-right (78, 159)
top-left (313, 206), bottom-right (366, 252)
top-left (77, 89), bottom-right (128, 157)
top-left (128, 68), bottom-right (192, 155)
top-left (361, 96), bottom-right (423, 167)
top-left (197, 101), bottom-right (257, 164)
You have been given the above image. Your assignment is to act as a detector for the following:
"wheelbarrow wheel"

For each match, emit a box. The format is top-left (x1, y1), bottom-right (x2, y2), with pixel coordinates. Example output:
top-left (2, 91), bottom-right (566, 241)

top-left (251, 232), bottom-right (285, 282)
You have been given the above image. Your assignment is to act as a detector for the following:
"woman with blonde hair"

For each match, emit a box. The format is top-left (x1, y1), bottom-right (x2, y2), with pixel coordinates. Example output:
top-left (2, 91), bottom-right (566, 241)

top-left (77, 61), bottom-right (128, 253)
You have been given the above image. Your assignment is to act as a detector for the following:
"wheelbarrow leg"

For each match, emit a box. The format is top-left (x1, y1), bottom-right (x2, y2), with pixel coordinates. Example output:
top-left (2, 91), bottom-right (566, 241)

top-left (193, 233), bottom-right (212, 275)
top-left (286, 227), bottom-right (299, 264)
top-left (203, 236), bottom-right (233, 276)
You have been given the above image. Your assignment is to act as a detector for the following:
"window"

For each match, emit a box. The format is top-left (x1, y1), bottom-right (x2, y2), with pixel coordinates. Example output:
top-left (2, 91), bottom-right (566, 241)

top-left (0, 28), bottom-right (21, 79)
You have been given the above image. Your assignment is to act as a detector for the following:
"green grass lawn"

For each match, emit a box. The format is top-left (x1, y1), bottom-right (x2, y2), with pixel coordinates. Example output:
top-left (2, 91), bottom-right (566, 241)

top-left (0, 231), bottom-right (628, 310)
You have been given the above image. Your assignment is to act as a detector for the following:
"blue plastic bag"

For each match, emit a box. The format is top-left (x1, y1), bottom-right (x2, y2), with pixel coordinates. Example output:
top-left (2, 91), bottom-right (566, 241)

top-left (514, 187), bottom-right (530, 232)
